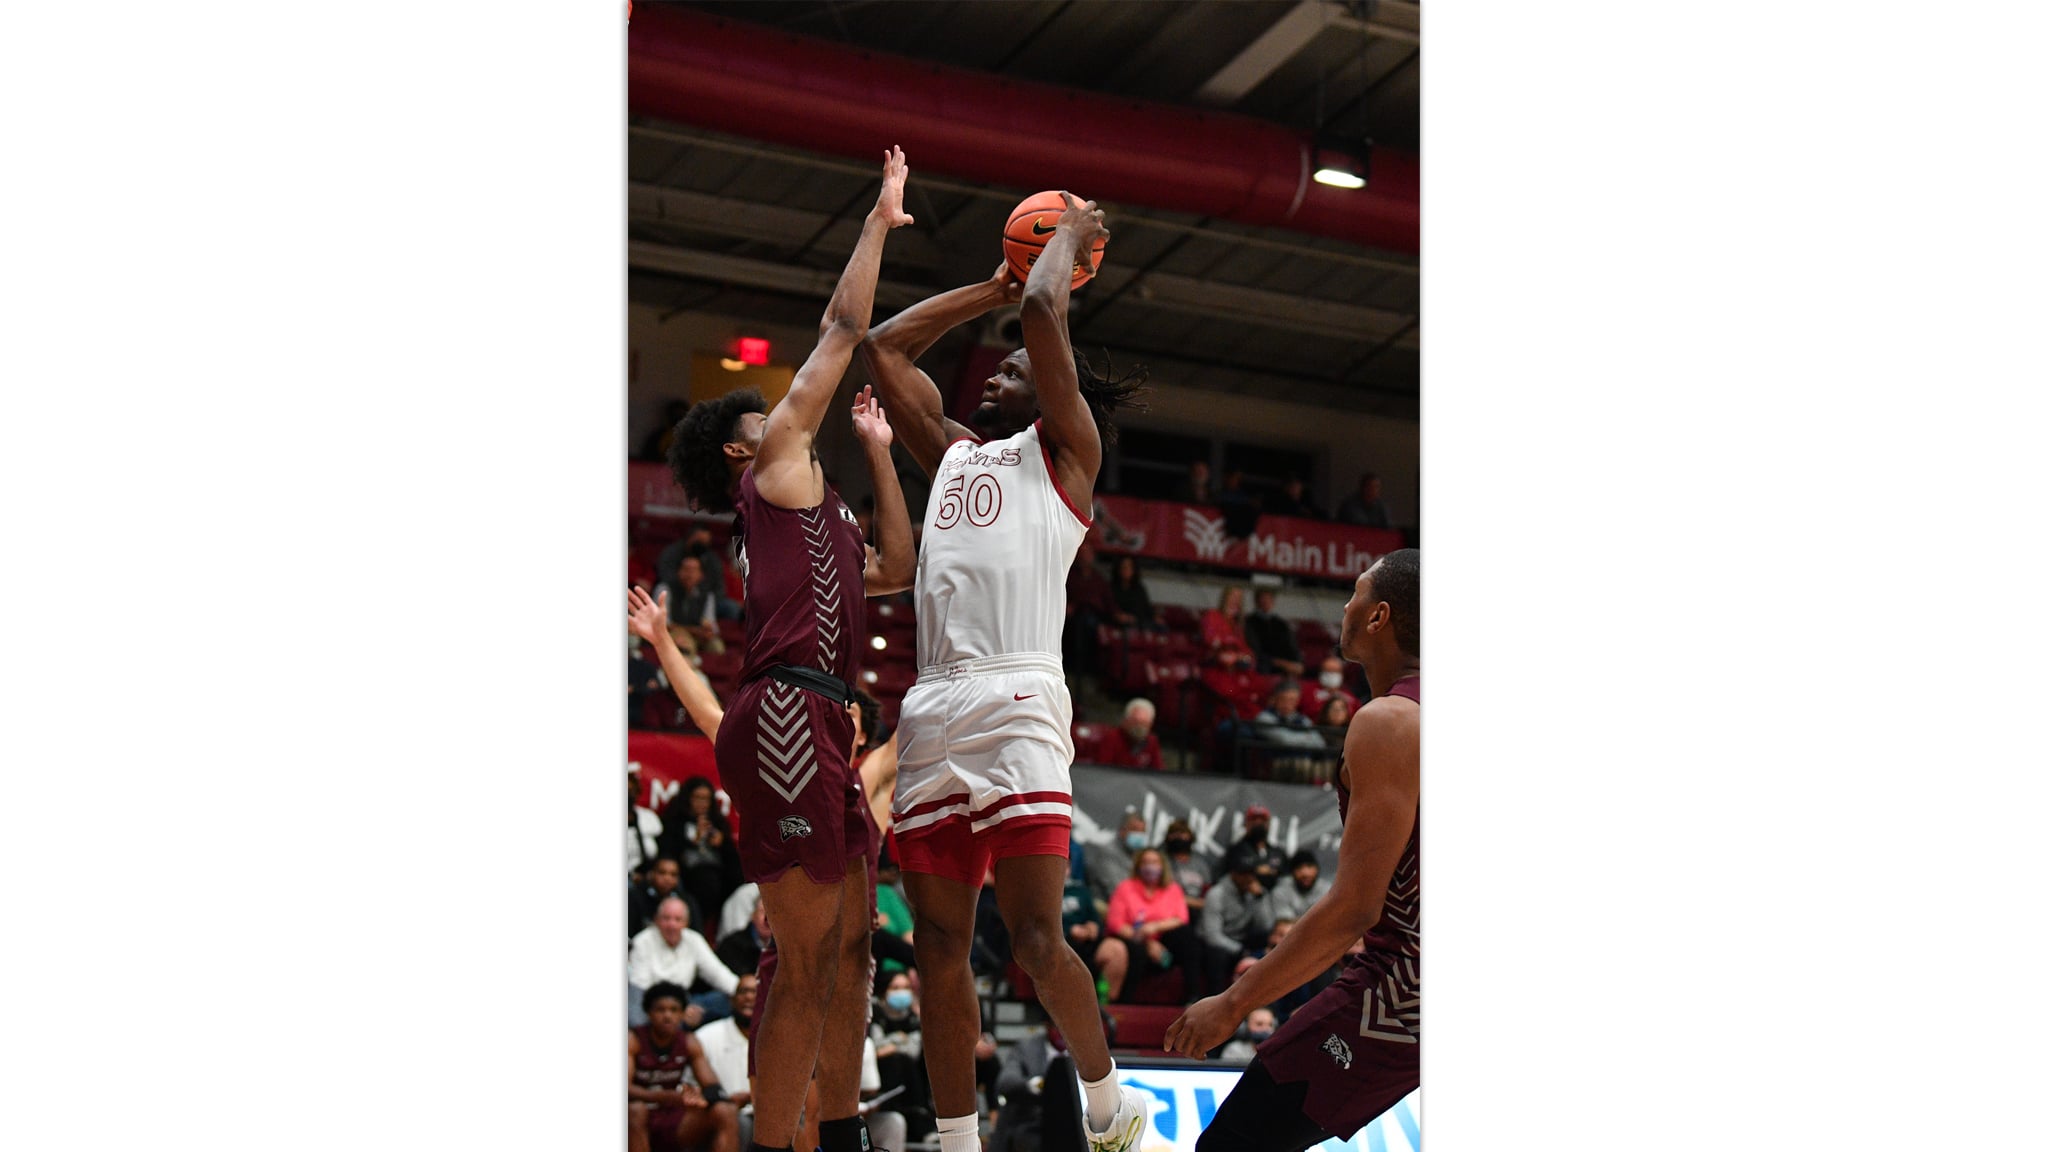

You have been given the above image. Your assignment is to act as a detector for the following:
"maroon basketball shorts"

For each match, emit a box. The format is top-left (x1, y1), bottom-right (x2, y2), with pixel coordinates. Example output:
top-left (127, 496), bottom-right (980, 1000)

top-left (716, 677), bottom-right (869, 886)
top-left (1257, 958), bottom-right (1419, 1139)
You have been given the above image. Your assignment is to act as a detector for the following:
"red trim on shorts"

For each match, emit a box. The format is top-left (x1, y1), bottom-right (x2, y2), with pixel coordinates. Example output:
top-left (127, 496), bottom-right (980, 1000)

top-left (897, 788), bottom-right (1072, 823)
top-left (896, 812), bottom-right (1072, 884)
top-left (1033, 419), bottom-right (1093, 528)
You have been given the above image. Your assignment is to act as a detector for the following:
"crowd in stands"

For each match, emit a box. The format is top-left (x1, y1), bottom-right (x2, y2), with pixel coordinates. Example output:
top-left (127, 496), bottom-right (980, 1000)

top-left (624, 462), bottom-right (1393, 1152)
top-left (1177, 461), bottom-right (1395, 530)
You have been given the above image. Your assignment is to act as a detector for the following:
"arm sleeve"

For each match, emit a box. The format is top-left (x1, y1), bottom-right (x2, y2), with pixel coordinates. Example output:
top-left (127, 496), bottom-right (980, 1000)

top-left (692, 931), bottom-right (740, 995)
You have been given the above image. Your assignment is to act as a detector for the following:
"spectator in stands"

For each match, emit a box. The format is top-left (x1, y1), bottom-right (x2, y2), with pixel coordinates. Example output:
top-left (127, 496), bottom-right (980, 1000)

top-left (1219, 1007), bottom-right (1279, 1062)
top-left (717, 882), bottom-right (759, 945)
top-left (1269, 849), bottom-right (1332, 922)
top-left (1263, 475), bottom-right (1324, 520)
top-left (1063, 852), bottom-right (1126, 998)
top-left (691, 972), bottom-right (758, 1116)
top-left (1201, 587), bottom-right (1252, 667)
top-left (1107, 555), bottom-right (1160, 632)
top-left (1096, 697), bottom-right (1165, 771)
top-left (1307, 655), bottom-right (1360, 718)
top-left (1216, 804), bottom-right (1289, 887)
top-left (1085, 810), bottom-right (1151, 909)
top-left (631, 640), bottom-right (666, 729)
top-left (871, 971), bottom-right (934, 1139)
top-left (658, 777), bottom-right (743, 925)
top-left (1216, 468), bottom-right (1261, 538)
top-left (1200, 847), bottom-right (1277, 996)
top-left (1242, 588), bottom-right (1305, 677)
top-left (628, 765), bottom-right (665, 881)
top-left (629, 895), bottom-right (742, 1028)
top-left (631, 856), bottom-right (688, 939)
top-left (714, 894), bottom-right (770, 979)
top-left (1253, 680), bottom-right (1331, 780)
top-left (1063, 540), bottom-right (1116, 674)
top-left (658, 527), bottom-right (732, 618)
top-left (991, 1013), bottom-right (1118, 1152)
top-left (629, 981), bottom-right (742, 1152)
top-left (1335, 471), bottom-right (1393, 529)
top-left (1161, 820), bottom-right (1214, 916)
top-left (1317, 694), bottom-right (1353, 728)
top-left (1106, 847), bottom-right (1207, 1002)
top-left (1179, 459), bottom-right (1215, 506)
top-left (659, 556), bottom-right (724, 657)
top-left (872, 846), bottom-right (917, 993)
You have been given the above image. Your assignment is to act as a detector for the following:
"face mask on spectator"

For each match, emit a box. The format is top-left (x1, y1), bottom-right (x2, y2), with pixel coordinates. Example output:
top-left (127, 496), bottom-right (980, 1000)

top-left (1320, 671), bottom-right (1343, 690)
top-left (885, 990), bottom-right (914, 1012)
top-left (1248, 1027), bottom-right (1273, 1043)
top-left (1123, 831), bottom-right (1148, 852)
top-left (1139, 864), bottom-right (1164, 885)
top-left (1165, 837), bottom-right (1193, 854)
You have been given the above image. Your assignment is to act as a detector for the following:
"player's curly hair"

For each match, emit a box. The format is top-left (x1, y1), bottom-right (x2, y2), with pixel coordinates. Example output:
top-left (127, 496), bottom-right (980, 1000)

top-left (666, 390), bottom-right (767, 514)
top-left (641, 981), bottom-right (690, 1015)
top-left (1074, 348), bottom-right (1149, 447)
top-left (1369, 548), bottom-right (1420, 657)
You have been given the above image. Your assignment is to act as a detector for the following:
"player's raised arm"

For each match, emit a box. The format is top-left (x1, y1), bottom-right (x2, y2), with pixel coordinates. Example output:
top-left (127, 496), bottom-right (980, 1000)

top-left (628, 586), bottom-right (725, 741)
top-left (858, 264), bottom-right (1022, 477)
top-left (754, 145), bottom-right (915, 508)
top-left (1018, 193), bottom-right (1110, 503)
top-left (1162, 699), bottom-right (1419, 1057)
top-left (850, 386), bottom-right (915, 596)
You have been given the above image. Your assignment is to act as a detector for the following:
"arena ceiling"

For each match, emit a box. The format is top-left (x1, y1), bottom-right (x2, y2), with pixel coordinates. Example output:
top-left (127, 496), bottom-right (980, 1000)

top-left (628, 0), bottom-right (1421, 418)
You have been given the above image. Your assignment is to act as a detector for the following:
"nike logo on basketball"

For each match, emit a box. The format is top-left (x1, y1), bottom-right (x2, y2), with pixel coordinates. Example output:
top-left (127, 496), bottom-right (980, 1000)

top-left (1014, 693), bottom-right (1038, 701)
top-left (1030, 220), bottom-right (1057, 235)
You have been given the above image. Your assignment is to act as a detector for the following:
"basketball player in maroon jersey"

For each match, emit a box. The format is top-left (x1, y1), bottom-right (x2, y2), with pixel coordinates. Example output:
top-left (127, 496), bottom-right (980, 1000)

top-left (858, 196), bottom-right (1152, 1152)
top-left (632, 982), bottom-right (742, 1152)
top-left (1163, 549), bottom-right (1420, 1151)
top-left (659, 146), bottom-right (917, 1152)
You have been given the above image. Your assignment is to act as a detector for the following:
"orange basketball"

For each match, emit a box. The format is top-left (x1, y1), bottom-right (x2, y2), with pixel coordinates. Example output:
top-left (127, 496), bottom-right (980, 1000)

top-left (1002, 190), bottom-right (1108, 289)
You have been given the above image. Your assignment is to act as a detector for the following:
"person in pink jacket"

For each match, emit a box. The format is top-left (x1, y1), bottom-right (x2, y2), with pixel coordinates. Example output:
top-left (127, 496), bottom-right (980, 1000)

top-left (1103, 848), bottom-right (1210, 1001)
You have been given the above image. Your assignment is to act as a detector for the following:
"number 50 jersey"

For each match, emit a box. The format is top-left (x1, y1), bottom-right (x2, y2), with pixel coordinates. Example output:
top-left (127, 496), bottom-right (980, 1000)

top-left (914, 420), bottom-right (1092, 669)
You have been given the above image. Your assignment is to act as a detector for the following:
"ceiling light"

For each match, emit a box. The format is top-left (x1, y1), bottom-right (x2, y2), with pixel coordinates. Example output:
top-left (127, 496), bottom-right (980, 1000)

top-left (1311, 145), bottom-right (1369, 190)
top-left (871, 635), bottom-right (887, 650)
top-left (1313, 167), bottom-right (1366, 189)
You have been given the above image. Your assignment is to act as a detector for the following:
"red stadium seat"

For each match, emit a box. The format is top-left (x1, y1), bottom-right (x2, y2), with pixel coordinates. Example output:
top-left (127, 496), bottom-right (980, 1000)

top-left (1071, 722), bottom-right (1106, 762)
top-left (1159, 605), bottom-right (1198, 633)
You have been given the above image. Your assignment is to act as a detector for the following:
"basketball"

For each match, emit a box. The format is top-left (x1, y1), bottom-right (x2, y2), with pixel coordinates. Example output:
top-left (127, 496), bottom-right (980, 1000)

top-left (1002, 190), bottom-right (1108, 288)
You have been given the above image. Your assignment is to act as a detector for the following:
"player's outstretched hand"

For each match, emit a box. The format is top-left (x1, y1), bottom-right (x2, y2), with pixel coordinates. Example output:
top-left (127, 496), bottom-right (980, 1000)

top-left (988, 261), bottom-right (1025, 304)
top-left (1056, 191), bottom-right (1109, 275)
top-left (872, 145), bottom-right (914, 229)
top-left (628, 585), bottom-right (671, 646)
top-left (1163, 994), bottom-right (1240, 1058)
top-left (851, 385), bottom-right (894, 448)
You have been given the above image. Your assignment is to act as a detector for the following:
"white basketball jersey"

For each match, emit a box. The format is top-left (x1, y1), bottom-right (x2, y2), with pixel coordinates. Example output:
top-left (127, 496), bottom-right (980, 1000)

top-left (914, 420), bottom-right (1091, 668)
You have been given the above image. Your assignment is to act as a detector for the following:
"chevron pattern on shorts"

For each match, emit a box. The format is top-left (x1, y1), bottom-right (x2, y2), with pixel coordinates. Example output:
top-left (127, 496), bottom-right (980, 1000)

top-left (800, 507), bottom-right (844, 675)
top-left (1360, 832), bottom-right (1420, 1044)
top-left (757, 681), bottom-right (818, 803)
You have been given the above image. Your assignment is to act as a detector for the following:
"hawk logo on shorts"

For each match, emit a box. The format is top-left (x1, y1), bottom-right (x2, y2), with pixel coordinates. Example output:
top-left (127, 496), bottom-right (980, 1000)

top-left (1322, 1034), bottom-right (1353, 1070)
top-left (778, 816), bottom-right (814, 841)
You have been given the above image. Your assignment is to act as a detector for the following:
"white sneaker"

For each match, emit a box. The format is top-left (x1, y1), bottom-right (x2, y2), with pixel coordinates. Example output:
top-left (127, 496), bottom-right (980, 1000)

top-left (1086, 1084), bottom-right (1149, 1152)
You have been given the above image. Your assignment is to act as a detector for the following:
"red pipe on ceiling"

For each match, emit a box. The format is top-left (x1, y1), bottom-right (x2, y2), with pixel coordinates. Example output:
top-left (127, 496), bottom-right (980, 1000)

top-left (628, 5), bottom-right (1418, 256)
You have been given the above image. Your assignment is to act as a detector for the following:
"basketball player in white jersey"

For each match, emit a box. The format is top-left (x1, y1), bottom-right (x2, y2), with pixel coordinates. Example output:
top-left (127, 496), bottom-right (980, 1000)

top-left (858, 193), bottom-right (1150, 1152)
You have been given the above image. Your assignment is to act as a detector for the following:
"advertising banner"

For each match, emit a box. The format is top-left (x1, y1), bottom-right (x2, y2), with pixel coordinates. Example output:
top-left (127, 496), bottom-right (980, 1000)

top-left (1091, 494), bottom-right (1404, 581)
top-left (1111, 1063), bottom-right (1418, 1152)
top-left (1068, 763), bottom-right (1345, 873)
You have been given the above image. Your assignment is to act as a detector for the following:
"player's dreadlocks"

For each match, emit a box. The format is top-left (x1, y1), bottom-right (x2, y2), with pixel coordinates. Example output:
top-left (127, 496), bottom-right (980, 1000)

top-left (1074, 347), bottom-right (1150, 447)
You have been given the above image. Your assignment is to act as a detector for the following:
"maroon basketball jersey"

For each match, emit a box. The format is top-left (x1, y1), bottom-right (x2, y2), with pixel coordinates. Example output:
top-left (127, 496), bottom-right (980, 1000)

top-left (630, 1025), bottom-right (691, 1092)
top-left (730, 469), bottom-right (868, 683)
top-left (1341, 675), bottom-right (1418, 967)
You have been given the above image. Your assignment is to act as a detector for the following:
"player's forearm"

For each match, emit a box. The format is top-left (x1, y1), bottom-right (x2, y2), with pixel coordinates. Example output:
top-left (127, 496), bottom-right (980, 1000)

top-left (650, 628), bottom-right (723, 739)
top-left (863, 437), bottom-right (915, 593)
top-left (1220, 888), bottom-right (1378, 1017)
top-left (866, 279), bottom-right (1008, 361)
top-left (1020, 226), bottom-right (1081, 325)
top-left (821, 213), bottom-right (893, 339)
